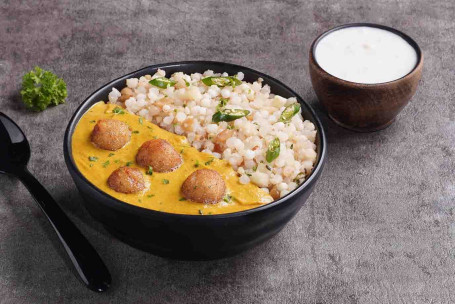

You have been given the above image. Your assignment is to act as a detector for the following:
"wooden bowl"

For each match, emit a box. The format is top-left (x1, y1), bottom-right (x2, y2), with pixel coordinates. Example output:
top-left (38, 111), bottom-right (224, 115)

top-left (309, 23), bottom-right (423, 132)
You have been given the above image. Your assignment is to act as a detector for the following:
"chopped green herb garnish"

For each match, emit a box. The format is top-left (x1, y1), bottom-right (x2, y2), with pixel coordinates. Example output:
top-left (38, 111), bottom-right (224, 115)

top-left (202, 76), bottom-right (241, 88)
top-left (227, 125), bottom-right (234, 130)
top-left (252, 165), bottom-right (258, 172)
top-left (179, 197), bottom-right (187, 201)
top-left (89, 120), bottom-right (96, 123)
top-left (212, 108), bottom-right (250, 122)
top-left (88, 156), bottom-right (98, 162)
top-left (102, 160), bottom-right (110, 168)
top-left (180, 149), bottom-right (184, 154)
top-left (146, 166), bottom-right (153, 175)
top-left (138, 199), bottom-right (142, 203)
top-left (126, 161), bottom-right (133, 166)
top-left (162, 179), bottom-right (169, 184)
top-left (204, 158), bottom-right (215, 166)
top-left (279, 103), bottom-right (300, 123)
top-left (132, 130), bottom-right (139, 134)
top-left (108, 153), bottom-right (115, 157)
top-left (223, 194), bottom-right (232, 203)
top-left (113, 107), bottom-right (125, 114)
top-left (194, 160), bottom-right (200, 168)
top-left (208, 212), bottom-right (213, 215)
top-left (147, 194), bottom-right (155, 198)
top-left (139, 117), bottom-right (143, 125)
top-left (147, 126), bottom-right (153, 130)
top-left (153, 136), bottom-right (157, 139)
top-left (266, 138), bottom-right (280, 163)
top-left (184, 79), bottom-right (190, 87)
top-left (114, 159), bottom-right (120, 163)
top-left (149, 77), bottom-right (176, 88)
top-left (89, 163), bottom-right (93, 167)
top-left (174, 109), bottom-right (178, 113)
top-left (198, 209), bottom-right (204, 215)
top-left (290, 144), bottom-right (294, 149)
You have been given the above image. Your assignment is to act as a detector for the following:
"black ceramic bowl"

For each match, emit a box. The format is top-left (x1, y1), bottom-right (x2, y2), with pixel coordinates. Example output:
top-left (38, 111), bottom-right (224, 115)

top-left (63, 61), bottom-right (327, 260)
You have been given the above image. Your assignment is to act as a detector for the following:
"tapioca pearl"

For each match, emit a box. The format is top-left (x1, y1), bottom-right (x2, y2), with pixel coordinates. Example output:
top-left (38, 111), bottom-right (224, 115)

top-left (239, 175), bottom-right (250, 185)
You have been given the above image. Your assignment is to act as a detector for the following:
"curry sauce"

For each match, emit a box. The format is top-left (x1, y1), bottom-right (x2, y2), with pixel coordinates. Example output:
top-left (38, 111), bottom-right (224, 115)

top-left (71, 102), bottom-right (273, 215)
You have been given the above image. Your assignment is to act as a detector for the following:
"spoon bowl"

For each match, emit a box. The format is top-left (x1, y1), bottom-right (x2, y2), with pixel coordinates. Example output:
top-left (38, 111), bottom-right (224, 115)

top-left (0, 113), bottom-right (30, 173)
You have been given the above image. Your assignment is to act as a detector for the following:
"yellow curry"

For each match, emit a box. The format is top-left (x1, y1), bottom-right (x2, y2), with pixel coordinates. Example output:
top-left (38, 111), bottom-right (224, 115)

top-left (72, 102), bottom-right (273, 215)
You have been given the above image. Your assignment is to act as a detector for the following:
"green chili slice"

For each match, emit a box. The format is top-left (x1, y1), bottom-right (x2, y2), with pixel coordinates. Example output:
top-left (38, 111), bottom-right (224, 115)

top-left (202, 76), bottom-right (242, 88)
top-left (279, 103), bottom-right (300, 122)
top-left (266, 137), bottom-right (280, 163)
top-left (212, 108), bottom-right (250, 122)
top-left (149, 77), bottom-right (176, 88)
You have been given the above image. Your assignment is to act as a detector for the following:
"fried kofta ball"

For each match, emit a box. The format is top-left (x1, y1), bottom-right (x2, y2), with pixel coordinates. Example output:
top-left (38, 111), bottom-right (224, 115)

top-left (91, 119), bottom-right (131, 151)
top-left (107, 166), bottom-right (145, 194)
top-left (136, 139), bottom-right (182, 172)
top-left (181, 169), bottom-right (226, 204)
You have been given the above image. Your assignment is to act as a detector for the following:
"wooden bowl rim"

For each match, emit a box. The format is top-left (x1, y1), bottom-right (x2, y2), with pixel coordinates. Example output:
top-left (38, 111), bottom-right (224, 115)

top-left (309, 23), bottom-right (423, 88)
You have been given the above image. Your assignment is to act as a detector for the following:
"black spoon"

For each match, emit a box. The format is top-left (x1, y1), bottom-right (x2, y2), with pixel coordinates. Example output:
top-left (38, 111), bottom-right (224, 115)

top-left (0, 112), bottom-right (111, 292)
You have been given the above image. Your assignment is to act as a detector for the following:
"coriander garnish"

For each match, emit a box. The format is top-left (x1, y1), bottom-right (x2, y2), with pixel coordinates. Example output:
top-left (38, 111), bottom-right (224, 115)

top-left (89, 120), bottom-right (96, 123)
top-left (147, 194), bottom-right (155, 198)
top-left (126, 161), bottom-right (133, 166)
top-left (102, 160), bottom-right (110, 168)
top-left (179, 197), bottom-right (187, 201)
top-left (139, 117), bottom-right (143, 125)
top-left (162, 179), bottom-right (169, 184)
top-left (204, 158), bottom-right (215, 166)
top-left (146, 166), bottom-right (153, 175)
top-left (112, 107), bottom-right (125, 114)
top-left (198, 209), bottom-right (204, 215)
top-left (88, 156), bottom-right (98, 162)
top-left (108, 153), bottom-right (115, 157)
top-left (194, 160), bottom-right (200, 168)
top-left (132, 130), bottom-right (139, 134)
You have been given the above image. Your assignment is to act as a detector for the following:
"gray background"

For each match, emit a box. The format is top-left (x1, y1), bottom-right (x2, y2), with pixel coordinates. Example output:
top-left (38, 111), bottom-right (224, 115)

top-left (0, 0), bottom-right (454, 303)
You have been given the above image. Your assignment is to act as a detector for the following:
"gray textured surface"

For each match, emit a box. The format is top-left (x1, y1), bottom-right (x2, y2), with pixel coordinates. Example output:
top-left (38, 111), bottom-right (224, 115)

top-left (0, 0), bottom-right (454, 303)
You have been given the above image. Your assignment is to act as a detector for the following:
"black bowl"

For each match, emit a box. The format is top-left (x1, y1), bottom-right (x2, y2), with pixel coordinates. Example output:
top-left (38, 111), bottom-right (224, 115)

top-left (63, 61), bottom-right (327, 260)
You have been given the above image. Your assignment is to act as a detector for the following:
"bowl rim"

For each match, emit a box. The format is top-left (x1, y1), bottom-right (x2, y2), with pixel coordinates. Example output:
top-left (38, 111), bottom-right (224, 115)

top-left (63, 61), bottom-right (327, 219)
top-left (310, 22), bottom-right (423, 87)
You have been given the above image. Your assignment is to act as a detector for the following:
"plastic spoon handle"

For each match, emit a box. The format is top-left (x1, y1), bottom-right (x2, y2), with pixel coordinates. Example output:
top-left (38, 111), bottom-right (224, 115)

top-left (16, 168), bottom-right (111, 292)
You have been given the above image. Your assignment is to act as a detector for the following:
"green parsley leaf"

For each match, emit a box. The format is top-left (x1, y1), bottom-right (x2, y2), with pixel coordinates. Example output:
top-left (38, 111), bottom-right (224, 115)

top-left (20, 66), bottom-right (67, 111)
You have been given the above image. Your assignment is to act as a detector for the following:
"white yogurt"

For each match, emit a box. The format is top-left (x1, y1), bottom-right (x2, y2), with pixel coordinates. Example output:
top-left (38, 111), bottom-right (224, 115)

top-left (315, 26), bottom-right (418, 84)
